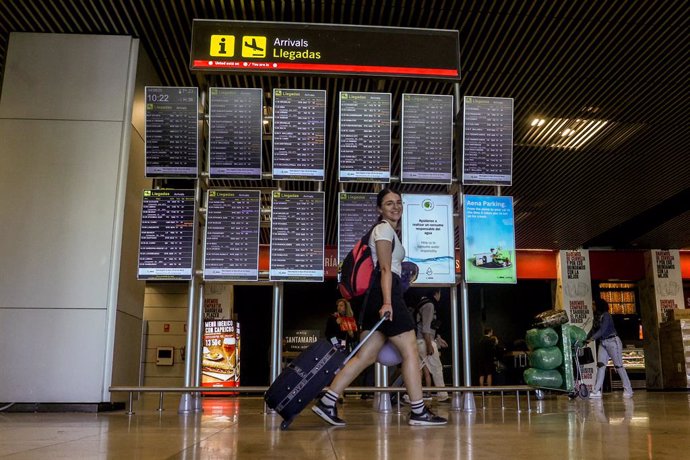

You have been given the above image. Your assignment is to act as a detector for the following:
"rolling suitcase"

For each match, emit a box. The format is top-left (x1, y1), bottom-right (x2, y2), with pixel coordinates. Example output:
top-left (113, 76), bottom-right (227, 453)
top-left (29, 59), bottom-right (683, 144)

top-left (265, 313), bottom-right (389, 430)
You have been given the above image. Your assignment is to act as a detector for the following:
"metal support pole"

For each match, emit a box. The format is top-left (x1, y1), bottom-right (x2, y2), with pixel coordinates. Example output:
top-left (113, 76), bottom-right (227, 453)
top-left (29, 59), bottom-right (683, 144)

top-left (460, 280), bottom-right (476, 412)
top-left (192, 282), bottom-right (206, 412)
top-left (450, 284), bottom-right (463, 411)
top-left (374, 363), bottom-right (392, 413)
top-left (158, 392), bottom-right (165, 412)
top-left (269, 282), bottom-right (284, 384)
top-left (180, 181), bottom-right (203, 414)
top-left (179, 276), bottom-right (199, 414)
top-left (127, 392), bottom-right (135, 416)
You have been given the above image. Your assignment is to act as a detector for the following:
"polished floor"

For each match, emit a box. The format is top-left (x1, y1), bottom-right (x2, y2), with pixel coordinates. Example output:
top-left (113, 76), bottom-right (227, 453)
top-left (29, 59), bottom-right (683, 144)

top-left (1, 390), bottom-right (689, 459)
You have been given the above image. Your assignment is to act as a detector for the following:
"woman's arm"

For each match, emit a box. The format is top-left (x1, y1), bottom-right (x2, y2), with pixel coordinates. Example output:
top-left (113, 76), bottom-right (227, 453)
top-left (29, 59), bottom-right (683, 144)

top-left (586, 313), bottom-right (606, 342)
top-left (375, 238), bottom-right (394, 320)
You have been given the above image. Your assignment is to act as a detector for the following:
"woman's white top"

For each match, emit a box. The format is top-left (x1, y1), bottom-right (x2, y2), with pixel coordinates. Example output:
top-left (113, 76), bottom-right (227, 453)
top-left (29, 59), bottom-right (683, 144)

top-left (369, 221), bottom-right (405, 276)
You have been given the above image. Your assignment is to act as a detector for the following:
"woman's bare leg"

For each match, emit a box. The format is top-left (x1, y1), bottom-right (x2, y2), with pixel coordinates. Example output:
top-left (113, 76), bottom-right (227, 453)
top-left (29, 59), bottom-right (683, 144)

top-left (328, 330), bottom-right (386, 395)
top-left (388, 330), bottom-right (423, 402)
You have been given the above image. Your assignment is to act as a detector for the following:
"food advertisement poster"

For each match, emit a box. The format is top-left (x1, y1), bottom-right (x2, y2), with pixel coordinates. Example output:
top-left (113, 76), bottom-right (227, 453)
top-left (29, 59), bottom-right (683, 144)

top-left (203, 283), bottom-right (234, 320)
top-left (463, 195), bottom-right (517, 284)
top-left (402, 194), bottom-right (455, 284)
top-left (556, 249), bottom-right (596, 390)
top-left (202, 319), bottom-right (240, 390)
top-left (646, 249), bottom-right (685, 323)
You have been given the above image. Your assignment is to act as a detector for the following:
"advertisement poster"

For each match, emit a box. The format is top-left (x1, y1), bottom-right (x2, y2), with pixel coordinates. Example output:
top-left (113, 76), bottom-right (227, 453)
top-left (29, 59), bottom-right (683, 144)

top-left (203, 283), bottom-right (234, 320)
top-left (463, 195), bottom-right (517, 284)
top-left (402, 194), bottom-right (455, 284)
top-left (556, 250), bottom-right (596, 390)
top-left (283, 329), bottom-right (321, 353)
top-left (202, 319), bottom-right (240, 390)
top-left (647, 249), bottom-right (685, 323)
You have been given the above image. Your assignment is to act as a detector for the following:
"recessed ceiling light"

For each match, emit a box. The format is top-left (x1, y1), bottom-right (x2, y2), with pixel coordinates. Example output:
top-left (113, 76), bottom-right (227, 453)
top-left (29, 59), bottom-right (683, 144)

top-left (521, 117), bottom-right (611, 149)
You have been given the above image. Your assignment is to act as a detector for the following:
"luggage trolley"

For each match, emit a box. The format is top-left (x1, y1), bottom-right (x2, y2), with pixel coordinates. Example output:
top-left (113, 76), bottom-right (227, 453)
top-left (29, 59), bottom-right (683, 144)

top-left (528, 316), bottom-right (592, 401)
top-left (534, 336), bottom-right (593, 400)
top-left (569, 340), bottom-right (593, 399)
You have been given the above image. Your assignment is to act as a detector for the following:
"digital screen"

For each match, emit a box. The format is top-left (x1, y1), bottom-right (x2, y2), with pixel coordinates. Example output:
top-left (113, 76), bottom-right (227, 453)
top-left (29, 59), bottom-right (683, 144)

top-left (270, 191), bottom-right (325, 281)
top-left (190, 20), bottom-right (460, 80)
top-left (338, 193), bottom-right (380, 265)
top-left (203, 190), bottom-right (261, 281)
top-left (137, 189), bottom-right (196, 280)
top-left (338, 92), bottom-right (391, 182)
top-left (208, 88), bottom-right (263, 179)
top-left (272, 89), bottom-right (326, 181)
top-left (401, 94), bottom-right (454, 184)
top-left (145, 87), bottom-right (198, 177)
top-left (462, 96), bottom-right (514, 186)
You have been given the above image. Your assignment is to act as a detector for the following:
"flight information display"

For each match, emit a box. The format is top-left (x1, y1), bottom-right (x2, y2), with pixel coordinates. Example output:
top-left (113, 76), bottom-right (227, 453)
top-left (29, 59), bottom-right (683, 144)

top-left (145, 87), bottom-right (198, 177)
top-left (203, 190), bottom-right (261, 281)
top-left (208, 88), bottom-right (263, 179)
top-left (270, 191), bottom-right (325, 281)
top-left (401, 94), bottom-right (454, 184)
top-left (338, 193), bottom-right (380, 265)
top-left (272, 89), bottom-right (326, 181)
top-left (137, 189), bottom-right (196, 280)
top-left (338, 92), bottom-right (391, 182)
top-left (462, 96), bottom-right (514, 186)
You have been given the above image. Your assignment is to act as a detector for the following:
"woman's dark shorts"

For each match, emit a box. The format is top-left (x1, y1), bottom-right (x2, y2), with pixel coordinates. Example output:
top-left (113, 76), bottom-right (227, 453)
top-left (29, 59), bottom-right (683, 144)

top-left (361, 272), bottom-right (415, 337)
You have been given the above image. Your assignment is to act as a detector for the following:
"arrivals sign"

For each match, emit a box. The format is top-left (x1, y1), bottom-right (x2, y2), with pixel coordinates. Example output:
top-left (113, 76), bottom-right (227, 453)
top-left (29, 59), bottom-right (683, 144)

top-left (463, 195), bottom-right (517, 284)
top-left (402, 194), bottom-right (455, 284)
top-left (190, 20), bottom-right (460, 79)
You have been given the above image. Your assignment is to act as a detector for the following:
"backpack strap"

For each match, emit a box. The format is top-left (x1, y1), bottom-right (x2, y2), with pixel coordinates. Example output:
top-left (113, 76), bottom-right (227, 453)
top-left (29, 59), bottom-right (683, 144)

top-left (356, 221), bottom-right (396, 328)
top-left (413, 297), bottom-right (429, 327)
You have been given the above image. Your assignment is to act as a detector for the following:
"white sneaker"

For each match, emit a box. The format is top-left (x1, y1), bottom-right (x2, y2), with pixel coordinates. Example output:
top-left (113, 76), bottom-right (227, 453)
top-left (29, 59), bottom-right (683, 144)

top-left (623, 392), bottom-right (634, 399)
top-left (589, 391), bottom-right (602, 399)
top-left (435, 393), bottom-right (449, 402)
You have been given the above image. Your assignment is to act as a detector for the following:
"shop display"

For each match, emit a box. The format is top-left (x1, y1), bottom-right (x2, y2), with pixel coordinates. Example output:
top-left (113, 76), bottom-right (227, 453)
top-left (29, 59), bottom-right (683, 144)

top-left (599, 282), bottom-right (637, 315)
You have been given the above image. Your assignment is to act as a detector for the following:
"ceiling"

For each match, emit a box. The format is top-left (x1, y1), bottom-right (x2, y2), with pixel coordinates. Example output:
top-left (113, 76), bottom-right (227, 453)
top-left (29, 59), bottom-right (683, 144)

top-left (1, 0), bottom-right (688, 250)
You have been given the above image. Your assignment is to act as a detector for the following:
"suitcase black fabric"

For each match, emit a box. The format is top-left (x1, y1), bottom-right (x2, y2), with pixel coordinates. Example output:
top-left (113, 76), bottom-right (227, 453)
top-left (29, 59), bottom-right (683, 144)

top-left (265, 313), bottom-right (389, 430)
top-left (265, 339), bottom-right (346, 429)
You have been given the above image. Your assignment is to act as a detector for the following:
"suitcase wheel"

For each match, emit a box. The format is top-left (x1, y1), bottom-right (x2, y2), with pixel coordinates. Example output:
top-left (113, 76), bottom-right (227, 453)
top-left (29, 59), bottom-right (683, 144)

top-left (280, 419), bottom-right (292, 430)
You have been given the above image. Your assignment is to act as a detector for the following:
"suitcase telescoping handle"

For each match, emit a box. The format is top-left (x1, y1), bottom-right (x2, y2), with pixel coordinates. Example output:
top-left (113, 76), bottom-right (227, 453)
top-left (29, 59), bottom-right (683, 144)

top-left (344, 311), bottom-right (391, 365)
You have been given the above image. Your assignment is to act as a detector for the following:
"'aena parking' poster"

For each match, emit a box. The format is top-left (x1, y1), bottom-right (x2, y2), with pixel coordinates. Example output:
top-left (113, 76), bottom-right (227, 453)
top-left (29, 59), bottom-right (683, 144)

top-left (463, 195), bottom-right (517, 284)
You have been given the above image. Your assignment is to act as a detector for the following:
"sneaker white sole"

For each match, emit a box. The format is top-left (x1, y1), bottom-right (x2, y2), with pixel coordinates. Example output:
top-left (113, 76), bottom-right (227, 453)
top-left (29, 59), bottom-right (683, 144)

top-left (408, 419), bottom-right (448, 426)
top-left (311, 405), bottom-right (346, 427)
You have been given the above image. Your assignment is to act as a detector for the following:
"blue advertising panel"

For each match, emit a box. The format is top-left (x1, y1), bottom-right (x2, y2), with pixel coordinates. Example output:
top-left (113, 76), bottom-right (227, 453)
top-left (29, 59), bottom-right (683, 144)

top-left (463, 195), bottom-right (517, 284)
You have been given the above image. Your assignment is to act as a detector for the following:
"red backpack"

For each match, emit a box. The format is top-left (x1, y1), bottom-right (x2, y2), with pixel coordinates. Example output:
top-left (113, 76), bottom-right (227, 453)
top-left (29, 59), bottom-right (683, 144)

top-left (338, 222), bottom-right (392, 300)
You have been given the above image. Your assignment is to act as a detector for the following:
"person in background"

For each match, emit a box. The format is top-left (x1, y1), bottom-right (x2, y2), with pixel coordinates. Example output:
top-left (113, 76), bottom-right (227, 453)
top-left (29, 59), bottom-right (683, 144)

top-left (312, 188), bottom-right (446, 426)
top-left (478, 327), bottom-right (497, 386)
top-left (414, 288), bottom-right (449, 402)
top-left (585, 298), bottom-right (634, 399)
top-left (325, 298), bottom-right (356, 351)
